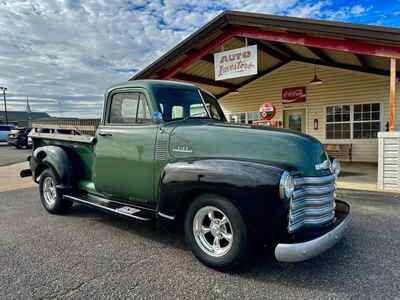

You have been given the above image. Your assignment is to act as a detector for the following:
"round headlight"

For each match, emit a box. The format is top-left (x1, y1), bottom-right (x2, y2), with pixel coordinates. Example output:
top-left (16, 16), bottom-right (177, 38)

top-left (331, 159), bottom-right (341, 177)
top-left (279, 171), bottom-right (295, 200)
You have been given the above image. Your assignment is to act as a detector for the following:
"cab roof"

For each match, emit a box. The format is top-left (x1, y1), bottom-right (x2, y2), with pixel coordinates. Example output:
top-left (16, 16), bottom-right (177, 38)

top-left (105, 80), bottom-right (198, 96)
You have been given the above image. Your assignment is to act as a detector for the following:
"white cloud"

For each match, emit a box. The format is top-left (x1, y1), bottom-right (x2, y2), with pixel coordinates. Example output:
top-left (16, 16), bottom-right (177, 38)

top-left (351, 5), bottom-right (367, 15)
top-left (0, 0), bottom-right (372, 118)
top-left (287, 1), bottom-right (327, 18)
top-left (287, 1), bottom-right (372, 20)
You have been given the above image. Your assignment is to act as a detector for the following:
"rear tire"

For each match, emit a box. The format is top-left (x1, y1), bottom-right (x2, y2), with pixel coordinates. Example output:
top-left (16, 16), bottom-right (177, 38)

top-left (39, 168), bottom-right (72, 214)
top-left (184, 194), bottom-right (249, 270)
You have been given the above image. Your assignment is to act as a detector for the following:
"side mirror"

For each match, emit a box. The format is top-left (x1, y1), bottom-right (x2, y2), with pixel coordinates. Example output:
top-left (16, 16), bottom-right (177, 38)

top-left (152, 112), bottom-right (163, 124)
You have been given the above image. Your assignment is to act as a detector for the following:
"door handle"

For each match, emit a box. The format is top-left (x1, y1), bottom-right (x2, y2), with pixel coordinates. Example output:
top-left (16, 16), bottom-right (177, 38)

top-left (98, 131), bottom-right (112, 137)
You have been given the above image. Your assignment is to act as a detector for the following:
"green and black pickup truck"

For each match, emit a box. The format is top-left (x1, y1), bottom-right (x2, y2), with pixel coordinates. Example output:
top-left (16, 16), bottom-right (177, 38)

top-left (21, 80), bottom-right (351, 270)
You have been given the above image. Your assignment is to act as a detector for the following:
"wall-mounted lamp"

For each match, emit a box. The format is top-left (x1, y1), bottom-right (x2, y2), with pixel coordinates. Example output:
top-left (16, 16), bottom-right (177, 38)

top-left (314, 118), bottom-right (319, 130)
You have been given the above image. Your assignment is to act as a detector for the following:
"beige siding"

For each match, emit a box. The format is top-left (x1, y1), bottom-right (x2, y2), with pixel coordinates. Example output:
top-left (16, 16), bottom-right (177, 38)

top-left (220, 61), bottom-right (400, 162)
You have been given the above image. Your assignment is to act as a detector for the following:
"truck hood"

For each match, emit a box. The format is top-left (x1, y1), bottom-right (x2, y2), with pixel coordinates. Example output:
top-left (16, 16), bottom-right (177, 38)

top-left (169, 121), bottom-right (330, 177)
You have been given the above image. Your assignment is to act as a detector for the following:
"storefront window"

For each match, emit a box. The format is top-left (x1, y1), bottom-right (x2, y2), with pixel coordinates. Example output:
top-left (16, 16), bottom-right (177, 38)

top-left (226, 111), bottom-right (259, 124)
top-left (238, 113), bottom-right (246, 123)
top-left (247, 112), bottom-right (259, 124)
top-left (326, 103), bottom-right (380, 140)
top-left (326, 105), bottom-right (351, 139)
top-left (353, 103), bottom-right (380, 139)
top-left (227, 113), bottom-right (240, 123)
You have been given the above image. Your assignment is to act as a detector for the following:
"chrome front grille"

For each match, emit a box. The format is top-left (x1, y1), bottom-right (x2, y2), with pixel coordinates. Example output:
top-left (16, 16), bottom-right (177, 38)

top-left (288, 174), bottom-right (336, 233)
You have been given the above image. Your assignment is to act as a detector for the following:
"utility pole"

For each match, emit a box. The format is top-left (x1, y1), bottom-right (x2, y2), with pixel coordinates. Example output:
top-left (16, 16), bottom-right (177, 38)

top-left (57, 99), bottom-right (64, 118)
top-left (0, 86), bottom-right (8, 124)
top-left (26, 96), bottom-right (32, 127)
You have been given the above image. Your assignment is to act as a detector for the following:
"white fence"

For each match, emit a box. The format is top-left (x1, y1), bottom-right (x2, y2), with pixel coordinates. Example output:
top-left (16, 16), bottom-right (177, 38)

top-left (31, 119), bottom-right (100, 136)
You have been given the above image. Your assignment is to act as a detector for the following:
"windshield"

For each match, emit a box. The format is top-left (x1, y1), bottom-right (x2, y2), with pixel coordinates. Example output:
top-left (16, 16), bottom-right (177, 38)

top-left (154, 87), bottom-right (225, 122)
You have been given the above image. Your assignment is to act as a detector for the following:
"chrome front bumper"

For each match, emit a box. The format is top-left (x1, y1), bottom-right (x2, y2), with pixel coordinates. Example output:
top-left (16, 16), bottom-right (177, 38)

top-left (275, 200), bottom-right (352, 262)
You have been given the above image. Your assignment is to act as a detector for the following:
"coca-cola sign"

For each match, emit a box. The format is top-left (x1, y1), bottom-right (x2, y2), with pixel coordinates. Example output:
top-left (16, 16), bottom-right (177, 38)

top-left (282, 87), bottom-right (306, 104)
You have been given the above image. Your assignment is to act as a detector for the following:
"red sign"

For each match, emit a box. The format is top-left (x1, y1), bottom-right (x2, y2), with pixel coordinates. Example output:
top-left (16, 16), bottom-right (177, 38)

top-left (282, 87), bottom-right (306, 104)
top-left (259, 102), bottom-right (276, 120)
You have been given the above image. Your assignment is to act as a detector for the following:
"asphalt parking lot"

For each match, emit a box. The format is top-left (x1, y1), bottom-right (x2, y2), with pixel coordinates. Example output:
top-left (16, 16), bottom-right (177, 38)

top-left (0, 143), bottom-right (31, 166)
top-left (1, 186), bottom-right (399, 299)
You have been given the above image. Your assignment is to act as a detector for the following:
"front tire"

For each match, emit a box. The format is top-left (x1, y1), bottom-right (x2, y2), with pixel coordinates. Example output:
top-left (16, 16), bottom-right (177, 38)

top-left (39, 168), bottom-right (72, 214)
top-left (184, 194), bottom-right (249, 270)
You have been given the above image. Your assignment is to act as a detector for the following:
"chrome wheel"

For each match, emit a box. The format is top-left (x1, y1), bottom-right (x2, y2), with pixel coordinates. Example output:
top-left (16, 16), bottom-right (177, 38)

top-left (193, 206), bottom-right (233, 257)
top-left (43, 176), bottom-right (57, 207)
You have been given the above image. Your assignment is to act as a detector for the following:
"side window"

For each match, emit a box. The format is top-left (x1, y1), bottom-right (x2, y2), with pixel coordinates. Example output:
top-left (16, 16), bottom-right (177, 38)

top-left (108, 92), bottom-right (151, 124)
top-left (109, 92), bottom-right (139, 124)
top-left (136, 94), bottom-right (152, 123)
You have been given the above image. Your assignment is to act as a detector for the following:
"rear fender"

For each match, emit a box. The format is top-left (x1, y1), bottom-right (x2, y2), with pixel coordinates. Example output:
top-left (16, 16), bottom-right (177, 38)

top-left (31, 146), bottom-right (73, 185)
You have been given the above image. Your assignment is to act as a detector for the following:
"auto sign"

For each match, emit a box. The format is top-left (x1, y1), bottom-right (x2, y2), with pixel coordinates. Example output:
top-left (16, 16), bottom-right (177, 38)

top-left (214, 45), bottom-right (258, 81)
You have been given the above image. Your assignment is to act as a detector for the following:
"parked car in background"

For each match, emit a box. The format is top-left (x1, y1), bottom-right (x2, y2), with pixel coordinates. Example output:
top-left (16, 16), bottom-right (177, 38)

top-left (27, 136), bottom-right (33, 148)
top-left (0, 124), bottom-right (15, 142)
top-left (8, 127), bottom-right (32, 148)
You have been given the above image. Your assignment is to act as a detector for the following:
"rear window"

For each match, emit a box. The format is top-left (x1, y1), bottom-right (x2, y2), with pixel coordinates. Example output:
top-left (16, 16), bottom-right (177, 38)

top-left (56, 129), bottom-right (80, 135)
top-left (0, 126), bottom-right (11, 131)
top-left (38, 128), bottom-right (51, 133)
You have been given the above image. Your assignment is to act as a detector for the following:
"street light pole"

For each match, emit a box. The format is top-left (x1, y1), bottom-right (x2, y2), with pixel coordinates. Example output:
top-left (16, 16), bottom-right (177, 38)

top-left (0, 87), bottom-right (8, 124)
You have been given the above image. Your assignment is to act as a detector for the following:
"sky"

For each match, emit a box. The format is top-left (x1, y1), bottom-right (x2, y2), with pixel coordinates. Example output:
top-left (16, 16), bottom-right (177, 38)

top-left (1, 0), bottom-right (400, 118)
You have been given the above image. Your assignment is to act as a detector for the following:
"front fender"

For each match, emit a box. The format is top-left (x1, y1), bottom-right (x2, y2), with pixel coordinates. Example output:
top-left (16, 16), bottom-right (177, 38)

top-left (31, 146), bottom-right (73, 185)
top-left (158, 159), bottom-right (288, 243)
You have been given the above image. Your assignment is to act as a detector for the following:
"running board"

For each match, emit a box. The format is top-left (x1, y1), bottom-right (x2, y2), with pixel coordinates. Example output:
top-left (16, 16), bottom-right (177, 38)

top-left (63, 193), bottom-right (155, 222)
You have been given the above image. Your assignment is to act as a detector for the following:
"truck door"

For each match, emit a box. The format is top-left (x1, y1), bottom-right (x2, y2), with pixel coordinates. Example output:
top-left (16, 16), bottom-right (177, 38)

top-left (94, 90), bottom-right (157, 205)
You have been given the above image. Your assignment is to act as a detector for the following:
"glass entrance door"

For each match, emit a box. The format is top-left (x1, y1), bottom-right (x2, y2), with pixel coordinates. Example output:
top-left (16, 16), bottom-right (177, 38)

top-left (284, 109), bottom-right (306, 133)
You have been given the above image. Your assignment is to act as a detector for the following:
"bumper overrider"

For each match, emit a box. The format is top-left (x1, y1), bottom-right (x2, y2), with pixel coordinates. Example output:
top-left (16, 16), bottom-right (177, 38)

top-left (275, 200), bottom-right (351, 262)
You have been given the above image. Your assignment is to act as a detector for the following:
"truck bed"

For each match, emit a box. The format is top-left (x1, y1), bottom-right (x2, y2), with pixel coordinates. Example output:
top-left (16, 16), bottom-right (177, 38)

top-left (30, 128), bottom-right (97, 186)
top-left (30, 130), bottom-right (96, 144)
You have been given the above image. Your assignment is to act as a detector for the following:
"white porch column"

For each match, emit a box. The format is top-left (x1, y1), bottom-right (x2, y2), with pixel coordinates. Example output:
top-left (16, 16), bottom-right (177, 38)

top-left (378, 132), bottom-right (400, 190)
top-left (377, 58), bottom-right (399, 190)
top-left (389, 58), bottom-right (396, 131)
